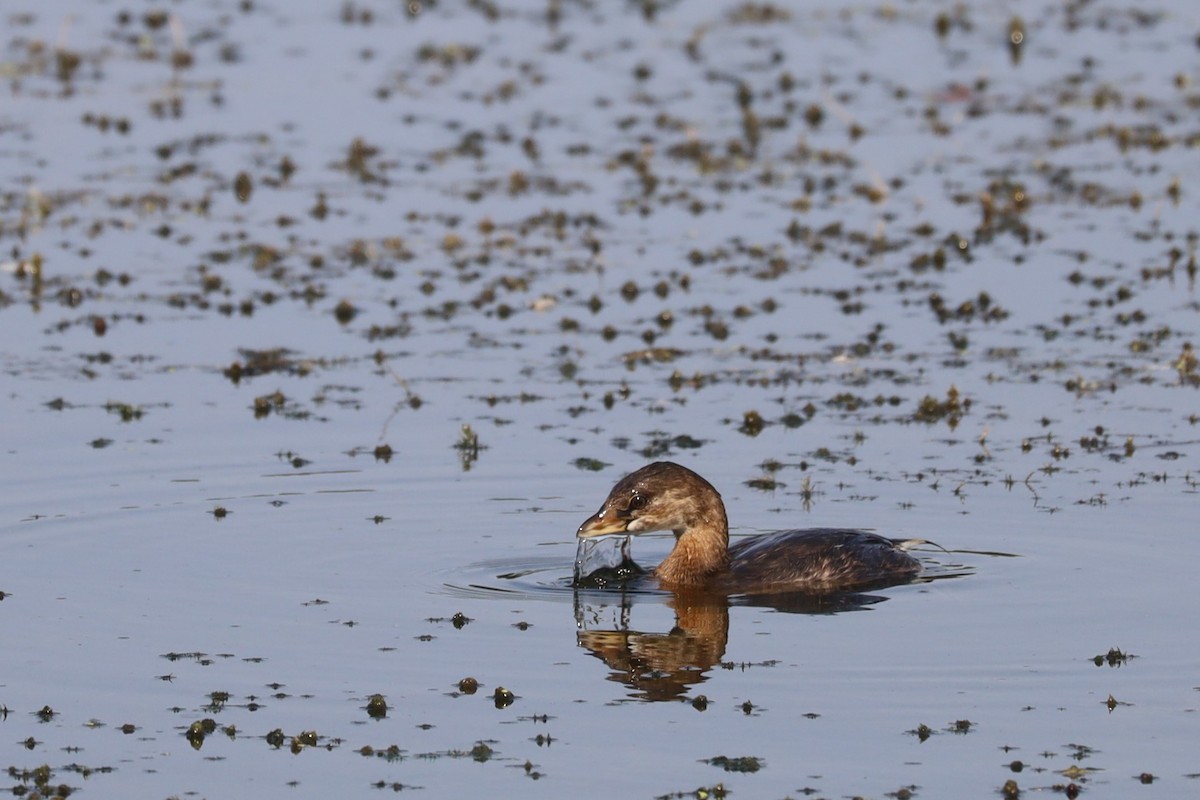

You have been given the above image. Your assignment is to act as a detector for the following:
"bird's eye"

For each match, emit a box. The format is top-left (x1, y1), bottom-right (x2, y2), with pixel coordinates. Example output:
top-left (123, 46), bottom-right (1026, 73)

top-left (628, 493), bottom-right (647, 511)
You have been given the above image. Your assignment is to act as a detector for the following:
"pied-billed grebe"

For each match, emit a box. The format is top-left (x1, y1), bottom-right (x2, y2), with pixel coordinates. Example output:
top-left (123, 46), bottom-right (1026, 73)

top-left (577, 461), bottom-right (923, 593)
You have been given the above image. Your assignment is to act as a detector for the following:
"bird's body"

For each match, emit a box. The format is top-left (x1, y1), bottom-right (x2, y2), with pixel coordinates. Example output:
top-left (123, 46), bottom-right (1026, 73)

top-left (577, 461), bottom-right (922, 594)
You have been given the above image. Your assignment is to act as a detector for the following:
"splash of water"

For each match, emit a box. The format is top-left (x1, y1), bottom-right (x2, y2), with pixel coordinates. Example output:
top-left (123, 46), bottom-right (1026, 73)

top-left (573, 535), bottom-right (644, 588)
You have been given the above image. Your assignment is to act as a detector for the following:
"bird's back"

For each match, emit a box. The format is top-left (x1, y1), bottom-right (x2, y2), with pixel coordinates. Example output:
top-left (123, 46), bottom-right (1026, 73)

top-left (724, 528), bottom-right (921, 593)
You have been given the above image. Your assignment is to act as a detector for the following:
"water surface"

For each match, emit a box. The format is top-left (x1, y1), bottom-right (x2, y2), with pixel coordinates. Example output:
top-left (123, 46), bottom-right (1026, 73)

top-left (2, 0), bottom-right (1199, 797)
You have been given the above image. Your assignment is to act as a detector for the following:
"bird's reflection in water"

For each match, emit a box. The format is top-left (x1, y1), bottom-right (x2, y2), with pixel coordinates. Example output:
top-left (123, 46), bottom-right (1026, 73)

top-left (575, 589), bottom-right (728, 702)
top-left (573, 544), bottom-right (895, 702)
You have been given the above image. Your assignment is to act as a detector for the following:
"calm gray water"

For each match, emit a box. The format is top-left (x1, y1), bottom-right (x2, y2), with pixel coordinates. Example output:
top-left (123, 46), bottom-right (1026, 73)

top-left (2, 0), bottom-right (1199, 797)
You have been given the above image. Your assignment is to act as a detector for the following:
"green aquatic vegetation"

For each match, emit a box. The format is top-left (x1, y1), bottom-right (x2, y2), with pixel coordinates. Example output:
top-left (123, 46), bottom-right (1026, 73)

top-left (6, 763), bottom-right (65, 794)
top-left (639, 433), bottom-right (706, 459)
top-left (654, 785), bottom-right (727, 800)
top-left (779, 412), bottom-right (806, 428)
top-left (1174, 342), bottom-right (1198, 384)
top-left (223, 348), bottom-right (331, 383)
top-left (417, 742), bottom-right (500, 762)
top-left (704, 755), bottom-right (762, 773)
top-left (360, 744), bottom-right (406, 762)
top-left (104, 401), bottom-right (143, 422)
top-left (828, 392), bottom-right (868, 411)
top-left (290, 730), bottom-right (319, 753)
top-left (186, 718), bottom-right (217, 749)
top-left (1092, 647), bottom-right (1135, 667)
top-left (454, 424), bottom-right (484, 470)
top-left (912, 385), bottom-right (968, 427)
top-left (365, 694), bottom-right (387, 718)
top-left (811, 447), bottom-right (838, 462)
top-left (253, 390), bottom-right (285, 418)
top-left (744, 475), bottom-right (780, 491)
top-left (738, 410), bottom-right (764, 436)
top-left (927, 291), bottom-right (1009, 324)
top-left (333, 299), bottom-right (357, 324)
top-left (798, 474), bottom-right (816, 509)
top-left (623, 347), bottom-right (684, 368)
top-left (61, 762), bottom-right (115, 778)
top-left (204, 691), bottom-right (230, 712)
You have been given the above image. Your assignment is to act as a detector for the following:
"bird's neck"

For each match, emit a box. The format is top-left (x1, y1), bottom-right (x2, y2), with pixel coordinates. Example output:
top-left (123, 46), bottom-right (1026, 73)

top-left (655, 503), bottom-right (730, 586)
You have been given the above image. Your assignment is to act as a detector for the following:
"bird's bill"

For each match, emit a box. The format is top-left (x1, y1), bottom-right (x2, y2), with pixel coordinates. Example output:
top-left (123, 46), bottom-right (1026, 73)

top-left (576, 509), bottom-right (628, 538)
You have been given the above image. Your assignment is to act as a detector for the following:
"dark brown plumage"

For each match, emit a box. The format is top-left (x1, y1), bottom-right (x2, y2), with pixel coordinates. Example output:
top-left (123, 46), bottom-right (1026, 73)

top-left (577, 461), bottom-right (922, 593)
